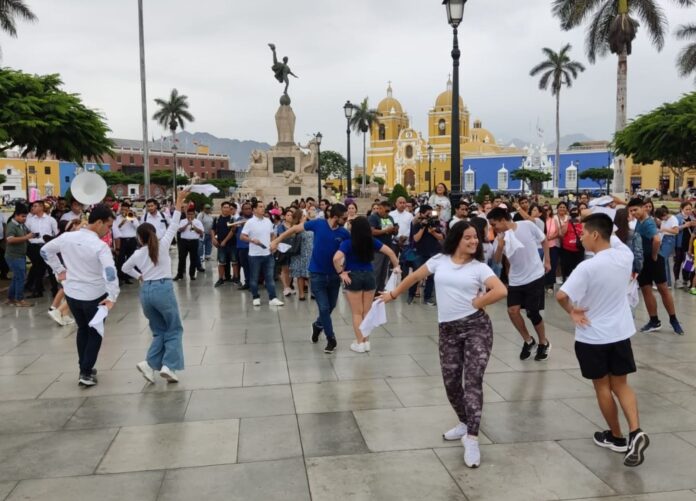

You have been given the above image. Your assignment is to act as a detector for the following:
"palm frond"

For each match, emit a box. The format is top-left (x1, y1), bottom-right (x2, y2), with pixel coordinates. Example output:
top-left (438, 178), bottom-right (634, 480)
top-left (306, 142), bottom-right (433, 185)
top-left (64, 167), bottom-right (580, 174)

top-left (586, 1), bottom-right (615, 63)
top-left (552, 0), bottom-right (606, 30)
top-left (0, 0), bottom-right (37, 37)
top-left (676, 23), bottom-right (696, 40)
top-left (538, 71), bottom-right (553, 90)
top-left (632, 0), bottom-right (667, 50)
top-left (529, 60), bottom-right (555, 76)
top-left (676, 43), bottom-right (696, 78)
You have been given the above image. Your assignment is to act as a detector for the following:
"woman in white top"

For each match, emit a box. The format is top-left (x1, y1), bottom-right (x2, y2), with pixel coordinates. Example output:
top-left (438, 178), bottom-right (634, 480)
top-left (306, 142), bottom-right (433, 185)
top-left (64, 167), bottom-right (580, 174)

top-left (428, 183), bottom-right (452, 224)
top-left (123, 189), bottom-right (189, 384)
top-left (379, 221), bottom-right (507, 468)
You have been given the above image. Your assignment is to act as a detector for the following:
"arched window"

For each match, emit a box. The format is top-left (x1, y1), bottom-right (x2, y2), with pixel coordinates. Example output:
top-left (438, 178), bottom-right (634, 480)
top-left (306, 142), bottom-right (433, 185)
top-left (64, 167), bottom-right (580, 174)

top-left (378, 124), bottom-right (386, 140)
top-left (405, 145), bottom-right (413, 159)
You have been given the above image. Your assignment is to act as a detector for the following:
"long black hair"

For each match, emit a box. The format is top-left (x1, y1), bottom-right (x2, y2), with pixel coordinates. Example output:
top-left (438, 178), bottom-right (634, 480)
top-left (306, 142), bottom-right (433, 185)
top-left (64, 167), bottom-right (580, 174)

top-left (349, 216), bottom-right (375, 263)
top-left (137, 222), bottom-right (159, 266)
top-left (442, 221), bottom-right (484, 261)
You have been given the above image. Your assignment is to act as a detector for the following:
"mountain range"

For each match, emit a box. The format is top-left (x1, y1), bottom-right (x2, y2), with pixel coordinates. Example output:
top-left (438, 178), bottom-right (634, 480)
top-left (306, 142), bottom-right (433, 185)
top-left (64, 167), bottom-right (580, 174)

top-left (505, 133), bottom-right (596, 151)
top-left (172, 131), bottom-right (271, 170)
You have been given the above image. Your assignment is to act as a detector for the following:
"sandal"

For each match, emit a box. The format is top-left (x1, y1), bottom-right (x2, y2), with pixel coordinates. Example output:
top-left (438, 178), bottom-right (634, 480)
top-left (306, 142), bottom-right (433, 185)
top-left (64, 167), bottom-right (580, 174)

top-left (14, 300), bottom-right (34, 307)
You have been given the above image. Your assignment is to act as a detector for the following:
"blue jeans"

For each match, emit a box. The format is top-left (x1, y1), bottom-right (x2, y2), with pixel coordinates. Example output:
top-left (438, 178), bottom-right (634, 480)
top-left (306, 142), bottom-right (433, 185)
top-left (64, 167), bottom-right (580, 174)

top-left (6, 256), bottom-right (26, 301)
top-left (544, 246), bottom-right (560, 288)
top-left (249, 254), bottom-right (277, 300)
top-left (140, 279), bottom-right (184, 370)
top-left (310, 272), bottom-right (341, 341)
top-left (199, 234), bottom-right (212, 260)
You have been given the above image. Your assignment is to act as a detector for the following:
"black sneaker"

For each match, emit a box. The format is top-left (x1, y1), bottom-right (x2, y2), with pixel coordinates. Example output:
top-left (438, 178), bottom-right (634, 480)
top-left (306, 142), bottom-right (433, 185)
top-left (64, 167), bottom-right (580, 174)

top-left (78, 373), bottom-right (97, 387)
top-left (77, 368), bottom-right (98, 381)
top-left (520, 338), bottom-right (537, 360)
top-left (311, 322), bottom-right (323, 343)
top-left (324, 338), bottom-right (337, 354)
top-left (593, 430), bottom-right (628, 453)
top-left (407, 296), bottom-right (415, 305)
top-left (624, 430), bottom-right (650, 467)
top-left (173, 275), bottom-right (183, 282)
top-left (214, 279), bottom-right (225, 288)
top-left (639, 320), bottom-right (661, 333)
top-left (534, 342), bottom-right (551, 361)
top-left (238, 284), bottom-right (250, 290)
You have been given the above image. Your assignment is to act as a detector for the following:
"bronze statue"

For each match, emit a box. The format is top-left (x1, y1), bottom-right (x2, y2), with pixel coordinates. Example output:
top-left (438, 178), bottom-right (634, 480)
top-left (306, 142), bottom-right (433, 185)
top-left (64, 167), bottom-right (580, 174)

top-left (269, 43), bottom-right (298, 102)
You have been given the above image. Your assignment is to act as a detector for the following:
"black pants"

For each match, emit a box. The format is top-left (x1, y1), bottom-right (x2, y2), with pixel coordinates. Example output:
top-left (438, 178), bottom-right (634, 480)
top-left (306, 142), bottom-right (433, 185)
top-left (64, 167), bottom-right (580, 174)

top-left (25, 243), bottom-right (46, 293)
top-left (238, 247), bottom-right (250, 285)
top-left (66, 294), bottom-right (106, 374)
top-left (560, 248), bottom-right (584, 280)
top-left (116, 237), bottom-right (138, 280)
top-left (177, 239), bottom-right (200, 278)
top-left (0, 239), bottom-right (8, 278)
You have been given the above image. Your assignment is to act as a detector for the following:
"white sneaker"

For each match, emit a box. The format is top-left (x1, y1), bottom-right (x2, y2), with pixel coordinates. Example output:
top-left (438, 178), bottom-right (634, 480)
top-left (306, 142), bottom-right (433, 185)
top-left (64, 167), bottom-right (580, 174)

top-left (363, 340), bottom-right (371, 352)
top-left (48, 308), bottom-right (64, 326)
top-left (252, 298), bottom-right (261, 307)
top-left (283, 287), bottom-right (292, 297)
top-left (160, 365), bottom-right (179, 383)
top-left (269, 298), bottom-right (285, 306)
top-left (136, 361), bottom-right (156, 384)
top-left (462, 436), bottom-right (481, 468)
top-left (60, 315), bottom-right (75, 326)
top-left (350, 342), bottom-right (366, 353)
top-left (443, 422), bottom-right (468, 441)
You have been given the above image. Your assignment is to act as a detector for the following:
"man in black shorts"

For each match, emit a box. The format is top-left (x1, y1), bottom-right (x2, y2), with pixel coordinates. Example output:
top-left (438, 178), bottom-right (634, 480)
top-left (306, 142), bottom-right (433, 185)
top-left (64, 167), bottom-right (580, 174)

top-left (628, 198), bottom-right (684, 335)
top-left (557, 213), bottom-right (649, 467)
top-left (488, 208), bottom-right (551, 361)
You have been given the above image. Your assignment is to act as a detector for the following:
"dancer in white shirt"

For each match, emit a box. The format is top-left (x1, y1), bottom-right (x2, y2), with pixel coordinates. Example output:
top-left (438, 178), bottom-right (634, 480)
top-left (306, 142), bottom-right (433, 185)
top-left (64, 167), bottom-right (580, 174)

top-left (41, 204), bottom-right (120, 387)
top-left (124, 189), bottom-right (189, 383)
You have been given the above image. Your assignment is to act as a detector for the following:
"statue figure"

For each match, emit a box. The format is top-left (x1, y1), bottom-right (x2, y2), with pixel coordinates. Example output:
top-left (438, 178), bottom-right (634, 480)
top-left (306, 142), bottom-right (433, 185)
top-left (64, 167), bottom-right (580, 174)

top-left (269, 43), bottom-right (298, 100)
top-left (299, 138), bottom-right (318, 174)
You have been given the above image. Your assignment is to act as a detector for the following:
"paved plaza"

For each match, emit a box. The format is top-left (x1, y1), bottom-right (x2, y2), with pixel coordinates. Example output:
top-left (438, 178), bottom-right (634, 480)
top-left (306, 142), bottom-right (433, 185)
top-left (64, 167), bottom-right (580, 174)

top-left (1, 272), bottom-right (696, 501)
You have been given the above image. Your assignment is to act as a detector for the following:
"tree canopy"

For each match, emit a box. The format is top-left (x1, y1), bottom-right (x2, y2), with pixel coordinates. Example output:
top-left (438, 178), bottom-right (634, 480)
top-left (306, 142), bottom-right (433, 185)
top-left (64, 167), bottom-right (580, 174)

top-left (0, 69), bottom-right (113, 164)
top-left (579, 167), bottom-right (614, 191)
top-left (319, 150), bottom-right (348, 180)
top-left (153, 88), bottom-right (194, 134)
top-left (389, 183), bottom-right (409, 204)
top-left (511, 170), bottom-right (552, 194)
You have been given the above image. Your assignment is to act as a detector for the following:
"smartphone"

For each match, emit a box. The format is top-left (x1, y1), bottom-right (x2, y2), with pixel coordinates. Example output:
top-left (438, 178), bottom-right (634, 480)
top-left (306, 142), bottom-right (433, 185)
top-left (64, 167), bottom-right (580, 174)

top-left (32, 232), bottom-right (40, 238)
top-left (257, 243), bottom-right (267, 249)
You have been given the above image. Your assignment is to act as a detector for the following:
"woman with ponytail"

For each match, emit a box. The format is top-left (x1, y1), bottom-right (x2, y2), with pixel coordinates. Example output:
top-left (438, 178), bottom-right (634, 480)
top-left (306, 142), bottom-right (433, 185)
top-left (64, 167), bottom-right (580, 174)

top-left (123, 189), bottom-right (189, 384)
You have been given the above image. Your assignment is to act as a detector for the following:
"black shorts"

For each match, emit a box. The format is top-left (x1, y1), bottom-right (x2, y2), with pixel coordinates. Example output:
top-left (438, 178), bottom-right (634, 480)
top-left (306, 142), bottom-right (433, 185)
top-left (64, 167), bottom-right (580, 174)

top-left (638, 255), bottom-right (666, 287)
top-left (507, 276), bottom-right (545, 310)
top-left (575, 338), bottom-right (637, 380)
top-left (344, 270), bottom-right (377, 292)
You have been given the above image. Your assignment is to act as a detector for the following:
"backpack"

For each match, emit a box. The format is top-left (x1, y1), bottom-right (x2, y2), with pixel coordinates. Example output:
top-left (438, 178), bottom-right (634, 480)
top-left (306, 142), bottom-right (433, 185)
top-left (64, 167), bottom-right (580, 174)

top-left (562, 221), bottom-right (584, 253)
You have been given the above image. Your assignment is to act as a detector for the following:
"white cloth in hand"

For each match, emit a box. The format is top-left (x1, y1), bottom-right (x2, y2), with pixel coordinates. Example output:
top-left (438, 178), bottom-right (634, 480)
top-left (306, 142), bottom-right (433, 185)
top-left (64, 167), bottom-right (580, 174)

top-left (88, 305), bottom-right (109, 337)
top-left (627, 279), bottom-right (639, 309)
top-left (384, 272), bottom-right (400, 292)
top-left (359, 300), bottom-right (387, 336)
top-left (187, 184), bottom-right (220, 196)
top-left (503, 230), bottom-right (525, 258)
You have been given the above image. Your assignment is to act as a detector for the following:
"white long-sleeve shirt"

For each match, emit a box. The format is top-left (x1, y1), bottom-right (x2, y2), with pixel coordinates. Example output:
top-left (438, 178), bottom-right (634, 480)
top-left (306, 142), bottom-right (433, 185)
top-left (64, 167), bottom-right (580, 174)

top-left (122, 211), bottom-right (182, 281)
top-left (26, 213), bottom-right (58, 244)
top-left (113, 215), bottom-right (139, 239)
top-left (178, 218), bottom-right (204, 240)
top-left (40, 228), bottom-right (120, 302)
top-left (141, 209), bottom-right (171, 239)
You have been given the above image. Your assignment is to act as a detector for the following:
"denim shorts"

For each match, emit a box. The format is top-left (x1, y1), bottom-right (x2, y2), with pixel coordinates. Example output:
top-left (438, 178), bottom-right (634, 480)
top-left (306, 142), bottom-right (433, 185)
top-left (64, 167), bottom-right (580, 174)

top-left (344, 270), bottom-right (377, 292)
top-left (217, 246), bottom-right (237, 265)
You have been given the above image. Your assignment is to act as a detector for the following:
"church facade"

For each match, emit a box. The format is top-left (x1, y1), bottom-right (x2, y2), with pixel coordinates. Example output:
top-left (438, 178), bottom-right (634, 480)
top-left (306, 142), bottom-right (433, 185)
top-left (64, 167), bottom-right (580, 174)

top-left (366, 79), bottom-right (522, 193)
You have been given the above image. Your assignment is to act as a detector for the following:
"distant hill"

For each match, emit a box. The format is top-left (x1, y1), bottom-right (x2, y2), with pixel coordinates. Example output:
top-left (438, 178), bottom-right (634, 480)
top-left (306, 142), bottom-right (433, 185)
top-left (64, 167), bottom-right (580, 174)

top-left (174, 131), bottom-right (271, 170)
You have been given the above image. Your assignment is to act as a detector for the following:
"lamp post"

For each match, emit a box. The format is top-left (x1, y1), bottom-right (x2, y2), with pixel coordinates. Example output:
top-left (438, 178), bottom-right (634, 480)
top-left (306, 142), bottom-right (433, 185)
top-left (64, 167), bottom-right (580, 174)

top-left (344, 101), bottom-right (354, 197)
top-left (314, 132), bottom-right (323, 201)
top-left (171, 143), bottom-right (178, 198)
top-left (23, 158), bottom-right (30, 201)
top-left (443, 0), bottom-right (466, 207)
top-left (427, 143), bottom-right (434, 195)
top-left (137, 0), bottom-right (150, 199)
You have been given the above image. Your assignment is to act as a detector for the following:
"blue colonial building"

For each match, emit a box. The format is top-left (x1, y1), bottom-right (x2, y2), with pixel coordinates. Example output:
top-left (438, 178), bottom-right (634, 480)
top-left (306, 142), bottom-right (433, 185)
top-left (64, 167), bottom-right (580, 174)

top-left (59, 162), bottom-right (110, 196)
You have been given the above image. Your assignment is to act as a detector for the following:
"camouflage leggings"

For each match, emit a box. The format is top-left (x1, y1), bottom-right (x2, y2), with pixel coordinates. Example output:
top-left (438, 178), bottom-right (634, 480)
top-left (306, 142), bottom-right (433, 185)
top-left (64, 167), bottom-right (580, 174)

top-left (438, 310), bottom-right (493, 437)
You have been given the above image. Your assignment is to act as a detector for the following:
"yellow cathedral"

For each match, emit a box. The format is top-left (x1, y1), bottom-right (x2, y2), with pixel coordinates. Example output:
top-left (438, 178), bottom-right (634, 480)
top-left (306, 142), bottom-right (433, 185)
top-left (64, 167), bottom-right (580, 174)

top-left (367, 78), bottom-right (521, 193)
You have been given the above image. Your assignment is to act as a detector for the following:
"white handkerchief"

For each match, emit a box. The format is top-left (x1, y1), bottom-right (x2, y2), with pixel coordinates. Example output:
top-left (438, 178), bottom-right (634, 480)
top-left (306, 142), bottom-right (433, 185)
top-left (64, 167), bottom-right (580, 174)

top-left (359, 300), bottom-right (387, 336)
top-left (627, 279), bottom-right (639, 309)
top-left (187, 184), bottom-right (220, 196)
top-left (89, 305), bottom-right (109, 337)
top-left (591, 205), bottom-right (617, 221)
top-left (384, 272), bottom-right (400, 292)
top-left (277, 243), bottom-right (292, 253)
top-left (589, 195), bottom-right (613, 208)
top-left (503, 230), bottom-right (525, 258)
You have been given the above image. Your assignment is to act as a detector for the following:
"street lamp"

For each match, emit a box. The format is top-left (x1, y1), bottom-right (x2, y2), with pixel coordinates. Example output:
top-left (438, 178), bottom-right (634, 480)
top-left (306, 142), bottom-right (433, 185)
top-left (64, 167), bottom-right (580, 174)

top-left (23, 158), bottom-right (30, 201)
top-left (344, 101), bottom-right (354, 197)
top-left (314, 132), bottom-right (323, 201)
top-left (443, 0), bottom-right (467, 207)
top-left (138, 0), bottom-right (150, 199)
top-left (427, 143), bottom-right (434, 195)
top-left (171, 143), bottom-right (178, 198)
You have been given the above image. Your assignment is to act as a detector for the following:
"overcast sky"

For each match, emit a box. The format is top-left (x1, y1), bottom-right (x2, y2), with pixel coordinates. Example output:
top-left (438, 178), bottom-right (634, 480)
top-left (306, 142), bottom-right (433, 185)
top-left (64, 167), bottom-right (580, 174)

top-left (4, 0), bottom-right (694, 164)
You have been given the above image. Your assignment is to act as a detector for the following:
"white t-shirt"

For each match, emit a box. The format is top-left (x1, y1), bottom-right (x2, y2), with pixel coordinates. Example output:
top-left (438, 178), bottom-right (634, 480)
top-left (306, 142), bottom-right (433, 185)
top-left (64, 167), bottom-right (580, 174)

top-left (506, 220), bottom-right (546, 286)
top-left (426, 254), bottom-right (495, 323)
top-left (389, 209), bottom-right (414, 240)
top-left (178, 218), bottom-right (204, 240)
top-left (560, 236), bottom-right (635, 345)
top-left (660, 215), bottom-right (679, 241)
top-left (241, 216), bottom-right (274, 257)
top-left (123, 211), bottom-right (182, 281)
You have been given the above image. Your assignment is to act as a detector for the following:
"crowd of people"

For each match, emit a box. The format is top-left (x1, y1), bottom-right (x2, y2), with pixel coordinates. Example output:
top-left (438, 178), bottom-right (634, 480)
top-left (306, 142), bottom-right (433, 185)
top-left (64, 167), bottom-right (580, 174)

top-left (1, 185), bottom-right (695, 470)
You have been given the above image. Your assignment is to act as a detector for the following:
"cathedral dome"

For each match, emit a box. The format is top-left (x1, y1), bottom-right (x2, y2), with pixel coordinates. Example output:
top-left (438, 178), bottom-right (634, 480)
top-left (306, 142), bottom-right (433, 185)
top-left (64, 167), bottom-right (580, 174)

top-left (377, 82), bottom-right (404, 114)
top-left (435, 76), bottom-right (464, 109)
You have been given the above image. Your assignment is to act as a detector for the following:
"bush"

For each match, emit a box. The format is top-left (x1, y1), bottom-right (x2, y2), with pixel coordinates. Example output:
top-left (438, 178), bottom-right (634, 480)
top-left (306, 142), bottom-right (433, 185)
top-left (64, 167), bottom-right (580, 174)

top-left (476, 183), bottom-right (493, 204)
top-left (389, 183), bottom-right (409, 205)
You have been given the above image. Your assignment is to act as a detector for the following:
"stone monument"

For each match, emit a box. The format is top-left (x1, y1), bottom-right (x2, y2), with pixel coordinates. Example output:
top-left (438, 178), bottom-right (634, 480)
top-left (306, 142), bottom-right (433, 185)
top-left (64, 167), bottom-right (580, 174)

top-left (239, 43), bottom-right (319, 205)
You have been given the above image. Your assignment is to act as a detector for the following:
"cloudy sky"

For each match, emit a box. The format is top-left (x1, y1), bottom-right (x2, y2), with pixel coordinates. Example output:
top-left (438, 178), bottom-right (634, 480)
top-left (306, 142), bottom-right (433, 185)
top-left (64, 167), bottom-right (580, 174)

top-left (4, 0), bottom-right (694, 164)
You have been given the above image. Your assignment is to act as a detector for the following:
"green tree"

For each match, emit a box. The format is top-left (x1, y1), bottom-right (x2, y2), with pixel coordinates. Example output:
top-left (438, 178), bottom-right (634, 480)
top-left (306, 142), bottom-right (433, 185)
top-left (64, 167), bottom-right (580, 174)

top-left (552, 0), bottom-right (695, 194)
top-left (205, 178), bottom-right (236, 198)
top-left (530, 44), bottom-right (585, 198)
top-left (95, 170), bottom-right (138, 186)
top-left (676, 24), bottom-right (696, 82)
top-left (389, 183), bottom-right (409, 204)
top-left (354, 174), bottom-right (370, 185)
top-left (149, 170), bottom-right (188, 187)
top-left (0, 69), bottom-right (113, 163)
top-left (0, 173), bottom-right (6, 185)
top-left (579, 167), bottom-right (614, 193)
top-left (185, 192), bottom-right (213, 211)
top-left (511, 170), bottom-right (552, 194)
top-left (0, 0), bottom-right (37, 58)
top-left (476, 183), bottom-right (493, 204)
top-left (319, 150), bottom-right (348, 182)
top-left (349, 98), bottom-right (379, 194)
top-left (614, 92), bottom-right (696, 193)
top-left (152, 88), bottom-right (194, 193)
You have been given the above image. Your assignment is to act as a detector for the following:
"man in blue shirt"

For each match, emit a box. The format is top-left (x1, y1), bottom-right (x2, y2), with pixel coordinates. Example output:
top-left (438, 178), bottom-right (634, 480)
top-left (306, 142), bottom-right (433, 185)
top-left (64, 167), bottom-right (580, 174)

top-left (627, 198), bottom-right (684, 335)
top-left (272, 204), bottom-right (349, 353)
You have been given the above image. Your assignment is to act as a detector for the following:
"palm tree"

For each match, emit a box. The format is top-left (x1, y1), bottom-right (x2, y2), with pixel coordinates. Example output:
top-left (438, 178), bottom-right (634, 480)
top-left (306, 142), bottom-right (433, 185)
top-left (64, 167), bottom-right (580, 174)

top-left (530, 44), bottom-right (585, 198)
top-left (349, 98), bottom-right (379, 195)
top-left (552, 0), bottom-right (695, 195)
top-left (676, 23), bottom-right (696, 82)
top-left (0, 0), bottom-right (37, 57)
top-left (152, 89), bottom-right (194, 194)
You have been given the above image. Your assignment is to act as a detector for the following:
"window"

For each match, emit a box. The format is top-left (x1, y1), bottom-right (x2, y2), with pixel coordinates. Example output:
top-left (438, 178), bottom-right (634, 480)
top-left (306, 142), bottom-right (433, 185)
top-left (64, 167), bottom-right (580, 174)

top-left (444, 171), bottom-right (451, 181)
top-left (424, 171), bottom-right (430, 181)
top-left (211, 160), bottom-right (216, 168)
top-left (165, 158), bottom-right (170, 165)
top-left (129, 156), bottom-right (134, 164)
top-left (116, 155), bottom-right (122, 163)
top-left (154, 157), bottom-right (159, 165)
top-left (438, 119), bottom-right (446, 136)
top-left (405, 145), bottom-right (413, 159)
top-left (45, 166), bottom-right (51, 175)
top-left (65, 176), bottom-right (70, 183)
top-left (28, 166), bottom-right (36, 174)
top-left (289, 187), bottom-right (301, 196)
top-left (189, 159), bottom-right (194, 166)
top-left (378, 124), bottom-right (386, 141)
top-left (6, 169), bottom-right (11, 175)
top-left (200, 160), bottom-right (205, 168)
